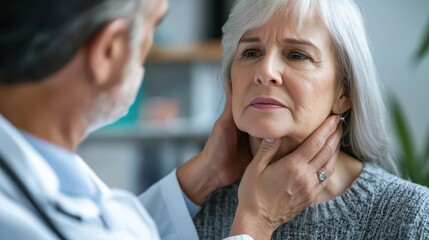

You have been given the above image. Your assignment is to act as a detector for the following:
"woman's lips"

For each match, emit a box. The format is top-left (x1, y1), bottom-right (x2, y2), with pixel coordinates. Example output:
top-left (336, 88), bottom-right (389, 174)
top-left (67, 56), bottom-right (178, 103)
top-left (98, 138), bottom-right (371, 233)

top-left (249, 97), bottom-right (286, 109)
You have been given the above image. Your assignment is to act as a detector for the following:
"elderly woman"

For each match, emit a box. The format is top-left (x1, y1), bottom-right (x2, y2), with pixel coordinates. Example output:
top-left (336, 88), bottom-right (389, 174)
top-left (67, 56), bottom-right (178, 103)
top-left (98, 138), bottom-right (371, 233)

top-left (193, 0), bottom-right (429, 239)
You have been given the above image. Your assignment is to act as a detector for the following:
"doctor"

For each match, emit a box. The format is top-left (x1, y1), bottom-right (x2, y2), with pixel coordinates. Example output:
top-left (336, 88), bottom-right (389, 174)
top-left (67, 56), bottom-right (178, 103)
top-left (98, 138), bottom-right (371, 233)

top-left (0, 0), bottom-right (342, 239)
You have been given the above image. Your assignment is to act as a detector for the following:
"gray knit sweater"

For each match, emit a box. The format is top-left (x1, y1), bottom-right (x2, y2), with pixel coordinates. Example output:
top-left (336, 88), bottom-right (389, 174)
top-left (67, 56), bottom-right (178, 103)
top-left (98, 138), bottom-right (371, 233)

top-left (193, 163), bottom-right (429, 239)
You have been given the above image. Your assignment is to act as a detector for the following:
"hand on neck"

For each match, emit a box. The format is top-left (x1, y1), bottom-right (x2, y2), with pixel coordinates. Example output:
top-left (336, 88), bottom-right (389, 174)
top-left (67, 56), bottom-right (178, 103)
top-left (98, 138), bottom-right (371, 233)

top-left (248, 135), bottom-right (363, 204)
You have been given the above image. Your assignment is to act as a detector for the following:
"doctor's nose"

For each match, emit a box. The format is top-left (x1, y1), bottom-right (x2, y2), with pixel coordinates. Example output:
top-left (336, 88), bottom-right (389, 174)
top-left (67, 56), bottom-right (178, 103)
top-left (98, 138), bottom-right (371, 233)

top-left (254, 54), bottom-right (283, 86)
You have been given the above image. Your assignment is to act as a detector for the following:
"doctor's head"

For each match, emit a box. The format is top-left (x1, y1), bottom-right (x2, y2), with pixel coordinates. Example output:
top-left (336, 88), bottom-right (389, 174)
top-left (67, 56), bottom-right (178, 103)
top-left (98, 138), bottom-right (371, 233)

top-left (222, 0), bottom-right (395, 170)
top-left (0, 0), bottom-right (168, 132)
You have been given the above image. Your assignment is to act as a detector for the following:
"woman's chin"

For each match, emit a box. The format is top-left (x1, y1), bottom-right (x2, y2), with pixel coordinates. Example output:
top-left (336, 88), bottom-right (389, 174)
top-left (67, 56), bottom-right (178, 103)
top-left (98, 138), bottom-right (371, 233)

top-left (245, 127), bottom-right (286, 139)
top-left (236, 119), bottom-right (293, 139)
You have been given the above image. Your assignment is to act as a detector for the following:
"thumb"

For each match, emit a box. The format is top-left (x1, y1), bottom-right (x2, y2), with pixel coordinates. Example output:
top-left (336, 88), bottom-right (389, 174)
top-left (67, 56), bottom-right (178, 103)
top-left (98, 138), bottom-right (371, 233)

top-left (251, 138), bottom-right (282, 170)
top-left (222, 83), bottom-right (233, 118)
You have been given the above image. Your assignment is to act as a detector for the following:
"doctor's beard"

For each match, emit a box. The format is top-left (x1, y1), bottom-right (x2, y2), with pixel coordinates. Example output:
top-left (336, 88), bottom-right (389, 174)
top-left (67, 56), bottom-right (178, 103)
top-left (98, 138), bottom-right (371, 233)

top-left (84, 51), bottom-right (145, 135)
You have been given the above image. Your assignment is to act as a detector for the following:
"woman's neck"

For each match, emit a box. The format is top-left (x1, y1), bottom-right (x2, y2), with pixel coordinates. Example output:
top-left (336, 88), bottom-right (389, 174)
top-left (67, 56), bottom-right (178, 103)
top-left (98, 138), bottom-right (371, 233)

top-left (248, 135), bottom-right (363, 203)
top-left (249, 136), bottom-right (301, 162)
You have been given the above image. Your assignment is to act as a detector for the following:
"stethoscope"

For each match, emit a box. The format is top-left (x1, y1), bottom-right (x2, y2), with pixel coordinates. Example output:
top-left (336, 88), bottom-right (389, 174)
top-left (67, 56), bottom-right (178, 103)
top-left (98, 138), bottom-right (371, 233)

top-left (0, 154), bottom-right (67, 240)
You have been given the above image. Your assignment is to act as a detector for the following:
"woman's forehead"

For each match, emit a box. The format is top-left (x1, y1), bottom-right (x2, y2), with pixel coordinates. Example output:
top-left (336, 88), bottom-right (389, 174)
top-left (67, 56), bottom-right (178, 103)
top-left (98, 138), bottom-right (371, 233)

top-left (240, 15), bottom-right (331, 45)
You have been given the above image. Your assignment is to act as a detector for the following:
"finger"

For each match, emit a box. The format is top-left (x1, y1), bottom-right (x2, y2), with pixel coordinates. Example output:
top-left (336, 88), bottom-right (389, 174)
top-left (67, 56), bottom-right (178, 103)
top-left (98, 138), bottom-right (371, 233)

top-left (211, 83), bottom-right (234, 133)
top-left (292, 115), bottom-right (340, 164)
top-left (222, 82), bottom-right (233, 117)
top-left (308, 124), bottom-right (342, 172)
top-left (323, 143), bottom-right (339, 179)
top-left (250, 138), bottom-right (282, 171)
top-left (315, 143), bottom-right (339, 191)
top-left (315, 147), bottom-right (340, 195)
top-left (308, 143), bottom-right (339, 199)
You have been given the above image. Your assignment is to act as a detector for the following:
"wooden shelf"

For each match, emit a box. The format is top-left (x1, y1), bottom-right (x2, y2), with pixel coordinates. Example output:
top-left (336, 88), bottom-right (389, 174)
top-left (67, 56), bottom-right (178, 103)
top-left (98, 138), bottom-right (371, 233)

top-left (148, 40), bottom-right (222, 63)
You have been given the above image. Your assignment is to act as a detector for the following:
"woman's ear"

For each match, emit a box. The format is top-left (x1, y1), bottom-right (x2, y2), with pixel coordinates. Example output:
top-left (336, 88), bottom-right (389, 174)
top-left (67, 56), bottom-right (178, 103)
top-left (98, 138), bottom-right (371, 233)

top-left (85, 19), bottom-right (129, 88)
top-left (332, 82), bottom-right (352, 114)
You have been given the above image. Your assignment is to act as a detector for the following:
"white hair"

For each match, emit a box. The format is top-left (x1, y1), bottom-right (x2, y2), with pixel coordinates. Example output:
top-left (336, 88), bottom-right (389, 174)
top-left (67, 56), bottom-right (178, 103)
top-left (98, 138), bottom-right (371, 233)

top-left (6, 0), bottom-right (154, 82)
top-left (222, 0), bottom-right (398, 174)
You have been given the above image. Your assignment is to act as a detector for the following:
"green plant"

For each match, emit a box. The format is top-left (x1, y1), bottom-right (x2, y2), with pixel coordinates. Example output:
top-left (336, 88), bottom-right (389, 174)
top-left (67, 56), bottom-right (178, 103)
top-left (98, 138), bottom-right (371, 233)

top-left (390, 96), bottom-right (429, 186)
top-left (415, 21), bottom-right (429, 61)
top-left (389, 20), bottom-right (429, 187)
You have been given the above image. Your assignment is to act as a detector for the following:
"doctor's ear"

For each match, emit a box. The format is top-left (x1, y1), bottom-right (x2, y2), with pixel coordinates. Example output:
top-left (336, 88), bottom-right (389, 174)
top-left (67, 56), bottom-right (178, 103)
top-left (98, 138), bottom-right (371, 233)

top-left (85, 19), bottom-right (130, 88)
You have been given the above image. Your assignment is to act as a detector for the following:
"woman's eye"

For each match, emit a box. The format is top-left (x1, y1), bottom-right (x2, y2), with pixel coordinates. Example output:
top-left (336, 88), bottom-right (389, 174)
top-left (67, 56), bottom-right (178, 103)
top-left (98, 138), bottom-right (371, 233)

top-left (289, 52), bottom-right (310, 61)
top-left (241, 49), bottom-right (261, 58)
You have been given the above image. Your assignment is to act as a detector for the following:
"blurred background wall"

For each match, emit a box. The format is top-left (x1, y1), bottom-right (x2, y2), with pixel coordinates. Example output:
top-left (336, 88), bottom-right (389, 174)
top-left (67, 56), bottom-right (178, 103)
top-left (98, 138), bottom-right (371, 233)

top-left (361, 0), bottom-right (429, 149)
top-left (78, 0), bottom-right (429, 194)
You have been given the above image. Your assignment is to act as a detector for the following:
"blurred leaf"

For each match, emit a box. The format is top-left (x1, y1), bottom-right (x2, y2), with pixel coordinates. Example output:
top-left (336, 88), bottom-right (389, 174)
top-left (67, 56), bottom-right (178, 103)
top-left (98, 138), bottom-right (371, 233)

top-left (424, 129), bottom-right (429, 162)
top-left (415, 21), bottom-right (429, 62)
top-left (423, 131), bottom-right (429, 186)
top-left (390, 94), bottom-right (429, 186)
top-left (397, 19), bottom-right (429, 186)
top-left (390, 95), bottom-right (414, 161)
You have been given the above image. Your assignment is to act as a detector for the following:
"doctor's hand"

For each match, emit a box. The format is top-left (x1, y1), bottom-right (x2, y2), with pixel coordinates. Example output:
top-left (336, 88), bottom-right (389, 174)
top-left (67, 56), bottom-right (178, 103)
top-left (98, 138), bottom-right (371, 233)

top-left (229, 115), bottom-right (342, 239)
top-left (177, 83), bottom-right (252, 205)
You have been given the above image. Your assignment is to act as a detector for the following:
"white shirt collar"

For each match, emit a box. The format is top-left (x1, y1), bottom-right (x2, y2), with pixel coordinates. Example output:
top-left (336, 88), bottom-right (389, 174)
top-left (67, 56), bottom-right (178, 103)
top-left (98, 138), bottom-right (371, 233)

top-left (19, 131), bottom-right (98, 199)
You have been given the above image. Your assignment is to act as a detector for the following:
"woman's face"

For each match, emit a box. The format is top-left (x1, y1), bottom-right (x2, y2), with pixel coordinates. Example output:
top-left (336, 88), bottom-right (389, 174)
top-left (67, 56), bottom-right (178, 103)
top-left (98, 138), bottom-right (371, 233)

top-left (231, 16), bottom-right (347, 142)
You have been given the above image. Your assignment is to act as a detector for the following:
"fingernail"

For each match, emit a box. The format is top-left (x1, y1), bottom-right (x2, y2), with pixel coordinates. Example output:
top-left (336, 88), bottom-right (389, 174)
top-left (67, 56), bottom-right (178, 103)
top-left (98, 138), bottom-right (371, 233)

top-left (334, 115), bottom-right (340, 125)
top-left (264, 138), bottom-right (275, 143)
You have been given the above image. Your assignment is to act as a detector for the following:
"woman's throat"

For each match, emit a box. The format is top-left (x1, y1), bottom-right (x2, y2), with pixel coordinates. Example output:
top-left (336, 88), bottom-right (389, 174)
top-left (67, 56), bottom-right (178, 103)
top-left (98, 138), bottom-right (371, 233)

top-left (249, 135), bottom-right (301, 162)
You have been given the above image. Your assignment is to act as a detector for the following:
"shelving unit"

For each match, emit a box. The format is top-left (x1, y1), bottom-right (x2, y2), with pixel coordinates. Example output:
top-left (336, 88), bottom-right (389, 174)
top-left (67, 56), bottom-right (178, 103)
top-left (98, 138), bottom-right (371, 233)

top-left (148, 40), bottom-right (222, 63)
top-left (87, 121), bottom-right (211, 143)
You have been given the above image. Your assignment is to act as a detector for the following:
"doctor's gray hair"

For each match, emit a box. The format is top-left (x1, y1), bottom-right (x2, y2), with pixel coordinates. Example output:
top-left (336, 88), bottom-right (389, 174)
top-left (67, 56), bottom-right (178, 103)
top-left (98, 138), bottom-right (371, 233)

top-left (0, 0), bottom-right (154, 84)
top-left (222, 0), bottom-right (398, 174)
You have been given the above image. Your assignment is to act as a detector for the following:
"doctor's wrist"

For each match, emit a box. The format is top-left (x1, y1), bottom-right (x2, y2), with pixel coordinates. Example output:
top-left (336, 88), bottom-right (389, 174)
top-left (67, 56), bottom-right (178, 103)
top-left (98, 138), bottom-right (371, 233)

top-left (177, 153), bottom-right (220, 205)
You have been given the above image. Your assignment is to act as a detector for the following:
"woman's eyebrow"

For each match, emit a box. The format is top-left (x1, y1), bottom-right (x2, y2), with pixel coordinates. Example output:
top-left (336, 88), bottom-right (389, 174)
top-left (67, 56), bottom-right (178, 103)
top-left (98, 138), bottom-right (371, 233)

top-left (284, 38), bottom-right (322, 56)
top-left (284, 38), bottom-right (319, 50)
top-left (238, 37), bottom-right (261, 43)
top-left (239, 37), bottom-right (320, 49)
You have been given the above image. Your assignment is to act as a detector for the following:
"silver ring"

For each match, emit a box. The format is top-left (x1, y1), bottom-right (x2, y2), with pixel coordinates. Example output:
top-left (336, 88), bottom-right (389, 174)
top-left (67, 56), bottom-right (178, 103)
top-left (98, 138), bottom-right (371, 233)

top-left (317, 170), bottom-right (327, 182)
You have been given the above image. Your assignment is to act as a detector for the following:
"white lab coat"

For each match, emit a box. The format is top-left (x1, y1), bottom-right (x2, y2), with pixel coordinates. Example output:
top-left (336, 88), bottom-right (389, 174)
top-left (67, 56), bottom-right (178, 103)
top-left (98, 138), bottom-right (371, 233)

top-left (0, 114), bottom-right (197, 240)
top-left (0, 115), bottom-right (178, 240)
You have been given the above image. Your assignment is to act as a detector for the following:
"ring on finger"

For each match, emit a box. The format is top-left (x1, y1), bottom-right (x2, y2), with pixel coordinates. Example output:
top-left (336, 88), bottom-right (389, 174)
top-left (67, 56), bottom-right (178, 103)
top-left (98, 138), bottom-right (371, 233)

top-left (316, 170), bottom-right (327, 182)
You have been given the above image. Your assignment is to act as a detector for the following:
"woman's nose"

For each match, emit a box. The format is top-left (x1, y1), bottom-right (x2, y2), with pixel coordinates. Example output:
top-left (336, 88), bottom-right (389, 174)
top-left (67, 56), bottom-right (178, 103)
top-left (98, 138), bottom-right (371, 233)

top-left (254, 53), bottom-right (283, 86)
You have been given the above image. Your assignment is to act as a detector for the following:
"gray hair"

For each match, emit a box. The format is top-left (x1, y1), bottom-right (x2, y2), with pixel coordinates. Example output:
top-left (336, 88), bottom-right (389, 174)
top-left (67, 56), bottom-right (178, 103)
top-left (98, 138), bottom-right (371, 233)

top-left (2, 0), bottom-right (153, 83)
top-left (222, 0), bottom-right (398, 174)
